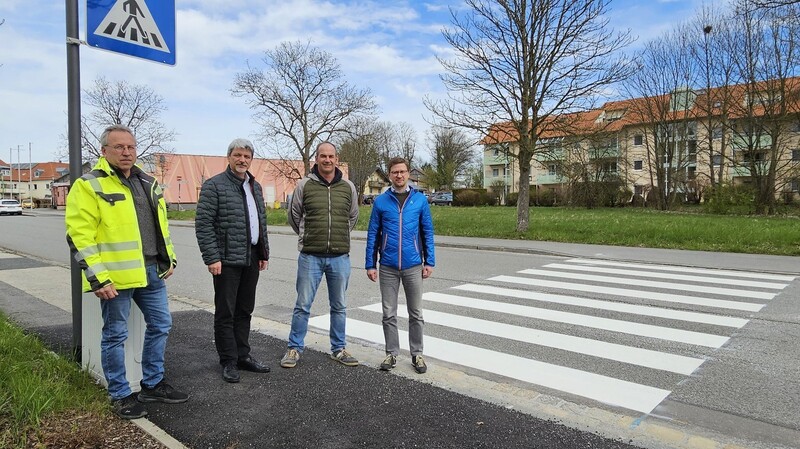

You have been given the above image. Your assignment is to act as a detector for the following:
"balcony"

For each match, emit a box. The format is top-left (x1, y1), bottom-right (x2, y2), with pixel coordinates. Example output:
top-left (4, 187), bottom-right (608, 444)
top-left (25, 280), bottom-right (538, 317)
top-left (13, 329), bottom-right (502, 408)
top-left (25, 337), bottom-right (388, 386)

top-left (730, 134), bottom-right (772, 151)
top-left (483, 173), bottom-right (512, 189)
top-left (536, 173), bottom-right (566, 184)
top-left (730, 161), bottom-right (771, 177)
top-left (589, 146), bottom-right (621, 160)
top-left (534, 149), bottom-right (564, 162)
top-left (484, 153), bottom-right (510, 165)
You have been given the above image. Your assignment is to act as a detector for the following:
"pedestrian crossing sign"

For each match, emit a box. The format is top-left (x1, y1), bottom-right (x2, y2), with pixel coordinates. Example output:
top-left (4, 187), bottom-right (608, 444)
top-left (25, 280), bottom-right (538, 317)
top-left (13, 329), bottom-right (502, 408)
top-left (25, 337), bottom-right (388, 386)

top-left (87, 0), bottom-right (176, 66)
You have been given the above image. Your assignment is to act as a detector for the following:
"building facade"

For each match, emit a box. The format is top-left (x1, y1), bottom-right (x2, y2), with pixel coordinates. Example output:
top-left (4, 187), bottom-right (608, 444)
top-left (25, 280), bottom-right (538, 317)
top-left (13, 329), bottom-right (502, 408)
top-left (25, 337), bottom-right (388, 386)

top-left (483, 78), bottom-right (800, 208)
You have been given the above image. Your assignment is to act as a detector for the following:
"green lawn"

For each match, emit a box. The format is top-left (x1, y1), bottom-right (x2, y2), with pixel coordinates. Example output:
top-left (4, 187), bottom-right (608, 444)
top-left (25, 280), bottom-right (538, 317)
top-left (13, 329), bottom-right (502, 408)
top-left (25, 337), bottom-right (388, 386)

top-left (0, 311), bottom-right (111, 447)
top-left (231, 206), bottom-right (800, 256)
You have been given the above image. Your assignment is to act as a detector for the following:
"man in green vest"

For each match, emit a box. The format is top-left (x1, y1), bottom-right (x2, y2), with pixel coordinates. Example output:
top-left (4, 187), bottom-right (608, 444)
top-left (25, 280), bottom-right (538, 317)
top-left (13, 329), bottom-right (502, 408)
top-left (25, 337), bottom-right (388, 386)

top-left (281, 141), bottom-right (359, 368)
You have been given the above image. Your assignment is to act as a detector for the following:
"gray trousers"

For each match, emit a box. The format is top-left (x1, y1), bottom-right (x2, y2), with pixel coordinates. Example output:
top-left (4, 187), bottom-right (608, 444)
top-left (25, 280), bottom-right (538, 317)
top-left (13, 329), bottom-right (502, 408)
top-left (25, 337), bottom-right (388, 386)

top-left (379, 264), bottom-right (424, 356)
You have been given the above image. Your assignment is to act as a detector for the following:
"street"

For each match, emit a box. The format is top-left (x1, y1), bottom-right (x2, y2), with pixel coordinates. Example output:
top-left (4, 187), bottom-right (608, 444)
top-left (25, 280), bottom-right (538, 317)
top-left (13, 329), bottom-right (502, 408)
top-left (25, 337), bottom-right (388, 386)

top-left (2, 209), bottom-right (800, 449)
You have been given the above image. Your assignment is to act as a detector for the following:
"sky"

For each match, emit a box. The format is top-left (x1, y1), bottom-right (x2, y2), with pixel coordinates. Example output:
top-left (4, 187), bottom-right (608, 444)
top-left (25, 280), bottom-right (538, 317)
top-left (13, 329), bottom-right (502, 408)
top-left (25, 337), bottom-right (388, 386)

top-left (0, 0), bottom-right (705, 165)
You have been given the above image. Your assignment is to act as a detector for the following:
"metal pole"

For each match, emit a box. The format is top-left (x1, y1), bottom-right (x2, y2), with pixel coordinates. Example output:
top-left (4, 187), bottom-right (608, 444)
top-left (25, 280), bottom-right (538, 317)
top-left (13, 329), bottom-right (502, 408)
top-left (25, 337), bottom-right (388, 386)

top-left (66, 0), bottom-right (83, 362)
top-left (28, 143), bottom-right (32, 208)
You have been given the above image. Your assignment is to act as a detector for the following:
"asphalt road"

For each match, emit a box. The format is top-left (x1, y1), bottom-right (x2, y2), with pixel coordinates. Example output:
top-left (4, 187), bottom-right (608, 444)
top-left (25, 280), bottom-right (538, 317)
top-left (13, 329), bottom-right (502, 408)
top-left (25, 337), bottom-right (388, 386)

top-left (2, 209), bottom-right (800, 449)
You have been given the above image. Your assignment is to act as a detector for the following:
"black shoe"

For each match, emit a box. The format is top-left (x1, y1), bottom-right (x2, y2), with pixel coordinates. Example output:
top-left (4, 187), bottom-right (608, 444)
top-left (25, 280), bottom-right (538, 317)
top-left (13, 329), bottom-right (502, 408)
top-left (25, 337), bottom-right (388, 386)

top-left (222, 363), bottom-right (241, 383)
top-left (113, 393), bottom-right (147, 419)
top-left (412, 355), bottom-right (427, 374)
top-left (137, 380), bottom-right (190, 403)
top-left (379, 354), bottom-right (397, 371)
top-left (238, 355), bottom-right (270, 373)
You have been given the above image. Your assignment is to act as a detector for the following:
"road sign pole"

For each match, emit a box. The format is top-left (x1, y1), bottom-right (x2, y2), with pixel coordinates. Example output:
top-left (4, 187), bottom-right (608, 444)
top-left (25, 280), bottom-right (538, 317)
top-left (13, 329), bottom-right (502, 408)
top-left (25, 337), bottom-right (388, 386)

top-left (66, 0), bottom-right (83, 362)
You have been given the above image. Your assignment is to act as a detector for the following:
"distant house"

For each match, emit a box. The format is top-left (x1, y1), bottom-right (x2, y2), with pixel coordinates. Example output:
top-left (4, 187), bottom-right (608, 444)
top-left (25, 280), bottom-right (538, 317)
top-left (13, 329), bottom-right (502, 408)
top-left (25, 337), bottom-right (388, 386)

top-left (0, 160), bottom-right (70, 207)
top-left (364, 169), bottom-right (390, 196)
top-left (149, 153), bottom-right (307, 209)
top-left (50, 162), bottom-right (92, 209)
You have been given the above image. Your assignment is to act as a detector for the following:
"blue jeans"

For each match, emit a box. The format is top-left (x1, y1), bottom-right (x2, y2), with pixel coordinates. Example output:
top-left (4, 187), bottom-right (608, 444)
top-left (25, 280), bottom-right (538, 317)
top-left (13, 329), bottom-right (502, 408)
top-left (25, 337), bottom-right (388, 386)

top-left (288, 253), bottom-right (350, 353)
top-left (100, 264), bottom-right (172, 400)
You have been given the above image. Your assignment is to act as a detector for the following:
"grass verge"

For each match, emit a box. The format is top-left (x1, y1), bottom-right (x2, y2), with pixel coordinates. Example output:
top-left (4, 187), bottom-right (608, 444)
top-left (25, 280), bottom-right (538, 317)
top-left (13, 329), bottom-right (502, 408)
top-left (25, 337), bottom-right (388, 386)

top-left (189, 206), bottom-right (800, 256)
top-left (0, 311), bottom-right (128, 448)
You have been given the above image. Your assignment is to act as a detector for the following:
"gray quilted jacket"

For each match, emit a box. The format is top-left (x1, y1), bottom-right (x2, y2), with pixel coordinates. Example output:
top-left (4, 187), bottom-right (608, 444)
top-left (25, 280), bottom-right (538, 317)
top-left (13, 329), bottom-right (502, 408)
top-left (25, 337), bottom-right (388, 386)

top-left (195, 167), bottom-right (269, 266)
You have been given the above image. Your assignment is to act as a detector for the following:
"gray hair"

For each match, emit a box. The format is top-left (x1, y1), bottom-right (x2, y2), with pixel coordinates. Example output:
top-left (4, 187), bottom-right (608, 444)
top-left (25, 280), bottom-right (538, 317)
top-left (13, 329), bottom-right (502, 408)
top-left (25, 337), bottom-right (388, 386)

top-left (100, 124), bottom-right (135, 147)
top-left (227, 138), bottom-right (255, 156)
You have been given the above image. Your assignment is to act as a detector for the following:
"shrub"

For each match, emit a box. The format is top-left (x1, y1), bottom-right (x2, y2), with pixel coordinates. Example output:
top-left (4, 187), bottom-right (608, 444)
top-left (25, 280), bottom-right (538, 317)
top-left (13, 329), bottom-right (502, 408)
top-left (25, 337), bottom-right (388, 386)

top-left (702, 183), bottom-right (756, 215)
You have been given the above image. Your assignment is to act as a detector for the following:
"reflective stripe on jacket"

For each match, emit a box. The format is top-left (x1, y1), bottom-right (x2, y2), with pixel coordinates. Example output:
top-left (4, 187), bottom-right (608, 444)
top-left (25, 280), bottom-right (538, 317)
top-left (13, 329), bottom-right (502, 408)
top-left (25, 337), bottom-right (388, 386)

top-left (65, 157), bottom-right (176, 292)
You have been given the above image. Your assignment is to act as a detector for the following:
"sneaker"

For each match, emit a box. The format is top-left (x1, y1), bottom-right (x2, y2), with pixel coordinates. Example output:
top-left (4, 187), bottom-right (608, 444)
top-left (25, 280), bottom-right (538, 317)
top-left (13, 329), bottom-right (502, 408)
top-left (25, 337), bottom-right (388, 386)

top-left (379, 354), bottom-right (397, 371)
top-left (137, 380), bottom-right (189, 404)
top-left (412, 355), bottom-right (427, 374)
top-left (280, 348), bottom-right (300, 368)
top-left (330, 349), bottom-right (359, 367)
top-left (113, 393), bottom-right (147, 419)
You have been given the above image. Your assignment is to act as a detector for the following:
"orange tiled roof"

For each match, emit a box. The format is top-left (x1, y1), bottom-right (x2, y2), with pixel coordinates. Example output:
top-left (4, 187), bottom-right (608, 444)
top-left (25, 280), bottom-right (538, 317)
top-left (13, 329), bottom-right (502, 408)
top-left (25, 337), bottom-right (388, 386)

top-left (482, 77), bottom-right (800, 145)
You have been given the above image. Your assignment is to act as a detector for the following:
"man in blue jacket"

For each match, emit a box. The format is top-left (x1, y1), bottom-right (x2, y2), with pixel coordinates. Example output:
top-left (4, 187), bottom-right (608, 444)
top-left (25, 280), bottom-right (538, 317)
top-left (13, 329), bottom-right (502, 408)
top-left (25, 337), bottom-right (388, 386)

top-left (365, 157), bottom-right (435, 374)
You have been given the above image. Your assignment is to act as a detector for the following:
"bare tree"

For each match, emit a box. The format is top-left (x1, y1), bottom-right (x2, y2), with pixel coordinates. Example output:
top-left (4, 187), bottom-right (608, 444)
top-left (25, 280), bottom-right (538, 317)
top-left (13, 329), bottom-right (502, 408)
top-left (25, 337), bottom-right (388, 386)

top-left (423, 126), bottom-right (476, 191)
top-left (336, 118), bottom-right (382, 204)
top-left (79, 77), bottom-right (176, 163)
top-left (624, 25), bottom-right (700, 210)
top-left (751, 0), bottom-right (800, 7)
top-left (232, 40), bottom-right (378, 176)
top-left (426, 0), bottom-right (633, 232)
top-left (724, 0), bottom-right (800, 214)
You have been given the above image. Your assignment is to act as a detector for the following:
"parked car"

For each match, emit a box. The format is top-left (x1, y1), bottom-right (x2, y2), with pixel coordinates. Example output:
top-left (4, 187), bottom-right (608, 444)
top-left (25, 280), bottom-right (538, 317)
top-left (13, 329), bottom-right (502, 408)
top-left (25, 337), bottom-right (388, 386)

top-left (0, 199), bottom-right (23, 215)
top-left (430, 192), bottom-right (453, 206)
top-left (362, 194), bottom-right (376, 205)
top-left (20, 198), bottom-right (35, 209)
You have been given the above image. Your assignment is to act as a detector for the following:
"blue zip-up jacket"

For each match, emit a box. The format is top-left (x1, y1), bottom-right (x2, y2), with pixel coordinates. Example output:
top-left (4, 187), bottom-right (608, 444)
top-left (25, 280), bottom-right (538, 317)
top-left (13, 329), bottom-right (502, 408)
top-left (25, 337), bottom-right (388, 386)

top-left (365, 188), bottom-right (435, 270)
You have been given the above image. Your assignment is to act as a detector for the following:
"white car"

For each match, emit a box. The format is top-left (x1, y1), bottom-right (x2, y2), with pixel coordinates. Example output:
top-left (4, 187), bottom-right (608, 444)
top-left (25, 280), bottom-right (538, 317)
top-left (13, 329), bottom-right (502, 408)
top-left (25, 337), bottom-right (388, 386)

top-left (0, 199), bottom-right (23, 216)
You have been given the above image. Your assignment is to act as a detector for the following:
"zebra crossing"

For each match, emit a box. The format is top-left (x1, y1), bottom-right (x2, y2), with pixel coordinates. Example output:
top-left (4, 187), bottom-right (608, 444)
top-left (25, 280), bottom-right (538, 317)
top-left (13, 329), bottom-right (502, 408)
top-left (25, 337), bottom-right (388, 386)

top-left (308, 258), bottom-right (795, 414)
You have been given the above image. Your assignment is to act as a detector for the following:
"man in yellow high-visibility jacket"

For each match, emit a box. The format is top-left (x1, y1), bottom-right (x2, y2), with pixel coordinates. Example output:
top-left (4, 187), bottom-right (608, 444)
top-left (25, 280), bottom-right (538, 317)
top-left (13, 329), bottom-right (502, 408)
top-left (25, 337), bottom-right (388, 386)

top-left (66, 124), bottom-right (188, 420)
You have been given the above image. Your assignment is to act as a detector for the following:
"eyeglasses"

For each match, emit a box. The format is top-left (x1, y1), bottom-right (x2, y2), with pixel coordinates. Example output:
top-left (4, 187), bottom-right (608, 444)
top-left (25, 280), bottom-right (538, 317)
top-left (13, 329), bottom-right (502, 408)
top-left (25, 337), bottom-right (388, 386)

top-left (390, 170), bottom-right (408, 176)
top-left (106, 144), bottom-right (137, 152)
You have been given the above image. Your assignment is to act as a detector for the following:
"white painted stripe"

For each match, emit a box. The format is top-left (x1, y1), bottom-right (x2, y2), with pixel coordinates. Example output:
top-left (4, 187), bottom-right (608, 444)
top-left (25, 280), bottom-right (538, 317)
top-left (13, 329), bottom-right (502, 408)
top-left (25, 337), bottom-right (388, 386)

top-left (423, 292), bottom-right (729, 348)
top-left (490, 275), bottom-right (765, 312)
top-left (359, 303), bottom-right (704, 375)
top-left (544, 263), bottom-right (788, 290)
top-left (452, 284), bottom-right (748, 328)
top-left (518, 269), bottom-right (775, 300)
top-left (566, 259), bottom-right (797, 282)
top-left (309, 316), bottom-right (671, 414)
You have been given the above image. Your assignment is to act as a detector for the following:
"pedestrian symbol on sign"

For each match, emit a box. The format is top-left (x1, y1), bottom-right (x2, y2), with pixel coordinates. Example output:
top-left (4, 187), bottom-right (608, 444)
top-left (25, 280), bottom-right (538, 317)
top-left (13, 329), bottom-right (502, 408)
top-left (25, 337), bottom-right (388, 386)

top-left (93, 0), bottom-right (170, 53)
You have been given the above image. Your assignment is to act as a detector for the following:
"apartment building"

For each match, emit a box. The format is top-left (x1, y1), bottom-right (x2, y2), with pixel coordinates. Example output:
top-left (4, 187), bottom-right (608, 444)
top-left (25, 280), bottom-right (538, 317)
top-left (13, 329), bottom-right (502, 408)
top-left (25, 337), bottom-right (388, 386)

top-left (483, 78), bottom-right (800, 206)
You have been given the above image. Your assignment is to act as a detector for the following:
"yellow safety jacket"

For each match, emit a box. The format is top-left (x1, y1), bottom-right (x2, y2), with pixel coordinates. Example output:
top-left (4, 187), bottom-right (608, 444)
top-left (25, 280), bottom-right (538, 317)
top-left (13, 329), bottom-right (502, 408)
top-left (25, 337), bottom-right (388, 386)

top-left (65, 157), bottom-right (177, 292)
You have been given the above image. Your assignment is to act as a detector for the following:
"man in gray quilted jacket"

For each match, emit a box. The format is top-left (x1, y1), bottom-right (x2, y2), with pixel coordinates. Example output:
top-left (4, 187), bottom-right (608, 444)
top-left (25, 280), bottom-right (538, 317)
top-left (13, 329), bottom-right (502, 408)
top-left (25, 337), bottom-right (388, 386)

top-left (195, 138), bottom-right (271, 383)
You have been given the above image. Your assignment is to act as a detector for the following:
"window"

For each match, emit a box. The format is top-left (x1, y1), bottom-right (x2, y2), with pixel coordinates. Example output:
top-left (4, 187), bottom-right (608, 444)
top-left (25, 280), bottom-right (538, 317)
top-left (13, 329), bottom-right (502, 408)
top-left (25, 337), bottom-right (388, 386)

top-left (634, 160), bottom-right (643, 170)
top-left (602, 161), bottom-right (617, 173)
top-left (548, 164), bottom-right (558, 176)
top-left (688, 166), bottom-right (696, 180)
top-left (792, 179), bottom-right (800, 192)
top-left (688, 141), bottom-right (697, 162)
top-left (712, 126), bottom-right (723, 139)
top-left (492, 168), bottom-right (499, 177)
top-left (712, 155), bottom-right (722, 166)
top-left (793, 150), bottom-right (800, 161)
top-left (493, 148), bottom-right (500, 156)
top-left (34, 184), bottom-right (38, 190)
top-left (634, 185), bottom-right (643, 195)
top-left (633, 134), bottom-right (643, 146)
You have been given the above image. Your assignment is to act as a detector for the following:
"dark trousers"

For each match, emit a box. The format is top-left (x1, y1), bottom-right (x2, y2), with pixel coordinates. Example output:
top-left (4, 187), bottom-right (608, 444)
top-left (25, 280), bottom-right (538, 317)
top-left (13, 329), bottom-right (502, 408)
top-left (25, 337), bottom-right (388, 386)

top-left (213, 249), bottom-right (260, 366)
